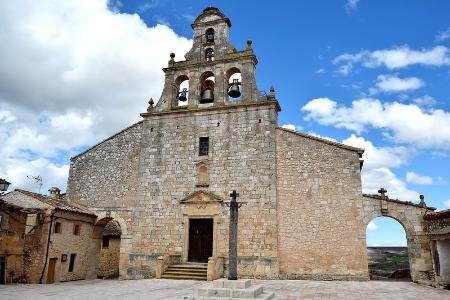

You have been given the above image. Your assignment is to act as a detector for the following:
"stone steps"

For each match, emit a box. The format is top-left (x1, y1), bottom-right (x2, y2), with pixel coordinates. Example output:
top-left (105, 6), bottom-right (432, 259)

top-left (186, 279), bottom-right (275, 300)
top-left (190, 293), bottom-right (274, 300)
top-left (161, 263), bottom-right (207, 281)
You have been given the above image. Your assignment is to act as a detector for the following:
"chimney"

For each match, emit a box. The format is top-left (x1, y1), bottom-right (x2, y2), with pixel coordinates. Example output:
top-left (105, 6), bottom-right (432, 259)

top-left (48, 187), bottom-right (61, 199)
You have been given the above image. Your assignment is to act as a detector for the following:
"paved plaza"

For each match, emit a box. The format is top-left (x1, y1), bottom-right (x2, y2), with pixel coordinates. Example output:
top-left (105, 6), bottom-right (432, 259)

top-left (0, 279), bottom-right (449, 300)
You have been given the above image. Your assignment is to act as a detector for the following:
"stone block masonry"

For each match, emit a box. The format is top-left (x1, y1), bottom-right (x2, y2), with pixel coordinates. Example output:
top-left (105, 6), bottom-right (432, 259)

top-left (276, 128), bottom-right (367, 280)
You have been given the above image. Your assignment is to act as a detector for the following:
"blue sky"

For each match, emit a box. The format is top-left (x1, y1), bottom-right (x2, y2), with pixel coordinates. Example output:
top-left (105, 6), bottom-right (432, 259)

top-left (117, 0), bottom-right (450, 246)
top-left (1, 0), bottom-right (450, 247)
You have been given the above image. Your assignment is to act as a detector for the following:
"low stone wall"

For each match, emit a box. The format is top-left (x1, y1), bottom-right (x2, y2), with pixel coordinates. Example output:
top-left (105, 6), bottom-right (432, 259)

top-left (97, 238), bottom-right (120, 278)
top-left (127, 253), bottom-right (162, 279)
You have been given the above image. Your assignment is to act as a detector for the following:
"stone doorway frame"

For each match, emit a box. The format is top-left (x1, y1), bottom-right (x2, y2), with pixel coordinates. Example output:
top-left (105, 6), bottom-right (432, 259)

top-left (180, 191), bottom-right (225, 263)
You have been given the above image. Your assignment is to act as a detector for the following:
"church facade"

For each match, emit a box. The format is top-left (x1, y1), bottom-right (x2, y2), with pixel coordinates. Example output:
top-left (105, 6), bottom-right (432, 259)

top-left (66, 8), bottom-right (436, 282)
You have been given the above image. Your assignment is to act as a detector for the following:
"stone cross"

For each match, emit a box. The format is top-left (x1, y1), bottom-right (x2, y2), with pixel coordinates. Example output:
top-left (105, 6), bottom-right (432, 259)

top-left (227, 190), bottom-right (242, 280)
top-left (378, 187), bottom-right (389, 214)
top-left (378, 188), bottom-right (387, 199)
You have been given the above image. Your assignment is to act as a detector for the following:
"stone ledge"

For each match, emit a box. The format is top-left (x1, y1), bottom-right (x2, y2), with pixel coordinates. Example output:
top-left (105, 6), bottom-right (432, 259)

top-left (188, 279), bottom-right (274, 300)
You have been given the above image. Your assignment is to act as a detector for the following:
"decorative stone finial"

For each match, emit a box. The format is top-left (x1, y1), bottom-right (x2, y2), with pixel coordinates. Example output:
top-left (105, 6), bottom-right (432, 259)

top-left (147, 97), bottom-right (154, 112)
top-left (246, 39), bottom-right (252, 49)
top-left (168, 53), bottom-right (175, 67)
top-left (419, 194), bottom-right (426, 207)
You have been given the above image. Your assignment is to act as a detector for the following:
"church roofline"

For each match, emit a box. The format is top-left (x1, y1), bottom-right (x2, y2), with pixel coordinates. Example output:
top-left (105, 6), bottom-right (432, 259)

top-left (277, 127), bottom-right (365, 155)
top-left (192, 7), bottom-right (231, 28)
top-left (70, 121), bottom-right (143, 161)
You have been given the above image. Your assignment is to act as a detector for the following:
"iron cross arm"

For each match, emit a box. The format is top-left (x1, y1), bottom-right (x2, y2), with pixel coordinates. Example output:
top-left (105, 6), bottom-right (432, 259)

top-left (223, 201), bottom-right (247, 208)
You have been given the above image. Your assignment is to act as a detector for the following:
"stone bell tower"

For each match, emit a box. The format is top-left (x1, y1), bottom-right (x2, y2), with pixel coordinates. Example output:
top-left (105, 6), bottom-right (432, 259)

top-left (153, 7), bottom-right (272, 112)
top-left (137, 7), bottom-right (281, 279)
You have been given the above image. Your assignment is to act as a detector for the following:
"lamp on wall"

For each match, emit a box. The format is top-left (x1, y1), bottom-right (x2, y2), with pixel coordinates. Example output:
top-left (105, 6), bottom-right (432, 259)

top-left (0, 178), bottom-right (11, 195)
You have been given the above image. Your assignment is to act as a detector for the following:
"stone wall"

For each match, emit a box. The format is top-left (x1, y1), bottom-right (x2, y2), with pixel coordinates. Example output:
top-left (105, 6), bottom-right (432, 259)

top-left (97, 238), bottom-right (120, 278)
top-left (23, 212), bottom-right (49, 284)
top-left (67, 122), bottom-right (142, 208)
top-left (41, 211), bottom-right (96, 283)
top-left (0, 206), bottom-right (26, 283)
top-left (276, 128), bottom-right (367, 280)
top-left (131, 102), bottom-right (279, 278)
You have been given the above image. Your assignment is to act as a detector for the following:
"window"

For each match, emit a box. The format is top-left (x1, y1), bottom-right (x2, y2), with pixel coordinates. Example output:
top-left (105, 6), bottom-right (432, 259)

top-left (68, 254), bottom-right (76, 272)
top-left (73, 224), bottom-right (80, 235)
top-left (54, 222), bottom-right (62, 234)
top-left (206, 28), bottom-right (214, 43)
top-left (102, 236), bottom-right (110, 248)
top-left (199, 137), bottom-right (209, 156)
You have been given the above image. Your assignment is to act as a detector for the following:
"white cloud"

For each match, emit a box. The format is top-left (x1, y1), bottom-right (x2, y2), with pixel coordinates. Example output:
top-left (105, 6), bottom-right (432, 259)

top-left (367, 221), bottom-right (377, 231)
top-left (302, 98), bottom-right (450, 149)
top-left (406, 172), bottom-right (434, 185)
top-left (445, 199), bottom-right (450, 208)
top-left (345, 0), bottom-right (360, 13)
top-left (436, 27), bottom-right (450, 42)
top-left (342, 135), bottom-right (419, 201)
top-left (362, 167), bottom-right (419, 201)
top-left (282, 124), bottom-right (296, 131)
top-left (374, 75), bottom-right (425, 93)
top-left (281, 124), bottom-right (303, 131)
top-left (4, 158), bottom-right (69, 194)
top-left (315, 68), bottom-right (325, 74)
top-left (343, 135), bottom-right (409, 169)
top-left (334, 46), bottom-right (450, 74)
top-left (0, 0), bottom-right (192, 193)
top-left (413, 95), bottom-right (437, 108)
top-left (438, 177), bottom-right (447, 185)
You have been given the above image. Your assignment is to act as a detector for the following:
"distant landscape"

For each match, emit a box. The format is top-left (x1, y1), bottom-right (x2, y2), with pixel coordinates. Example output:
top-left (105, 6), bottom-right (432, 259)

top-left (367, 247), bottom-right (410, 280)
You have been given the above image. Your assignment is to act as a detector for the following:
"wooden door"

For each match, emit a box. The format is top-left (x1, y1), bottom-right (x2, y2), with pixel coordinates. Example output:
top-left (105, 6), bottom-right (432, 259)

top-left (188, 219), bottom-right (213, 263)
top-left (47, 258), bottom-right (57, 284)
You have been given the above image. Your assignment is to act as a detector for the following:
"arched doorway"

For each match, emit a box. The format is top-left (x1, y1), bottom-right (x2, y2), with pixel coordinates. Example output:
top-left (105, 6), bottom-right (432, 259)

top-left (88, 217), bottom-right (123, 279)
top-left (366, 216), bottom-right (411, 281)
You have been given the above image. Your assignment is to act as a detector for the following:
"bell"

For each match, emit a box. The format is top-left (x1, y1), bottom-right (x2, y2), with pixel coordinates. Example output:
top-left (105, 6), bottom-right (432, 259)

top-left (178, 88), bottom-right (188, 102)
top-left (228, 79), bottom-right (241, 98)
top-left (201, 88), bottom-right (214, 103)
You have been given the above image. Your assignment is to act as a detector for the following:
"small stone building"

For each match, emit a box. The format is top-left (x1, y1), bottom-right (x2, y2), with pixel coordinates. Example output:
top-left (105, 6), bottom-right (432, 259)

top-left (0, 188), bottom-right (96, 284)
top-left (97, 220), bottom-right (121, 278)
top-left (66, 7), bottom-right (438, 282)
top-left (424, 209), bottom-right (450, 287)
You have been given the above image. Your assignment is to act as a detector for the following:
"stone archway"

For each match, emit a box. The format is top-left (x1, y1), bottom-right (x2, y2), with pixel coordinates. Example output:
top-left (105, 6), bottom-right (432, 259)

top-left (86, 211), bottom-right (131, 279)
top-left (361, 195), bottom-right (434, 282)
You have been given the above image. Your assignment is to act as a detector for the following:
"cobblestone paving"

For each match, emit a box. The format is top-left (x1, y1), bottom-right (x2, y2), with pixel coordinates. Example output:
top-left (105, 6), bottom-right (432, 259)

top-left (0, 279), bottom-right (449, 300)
